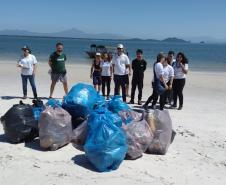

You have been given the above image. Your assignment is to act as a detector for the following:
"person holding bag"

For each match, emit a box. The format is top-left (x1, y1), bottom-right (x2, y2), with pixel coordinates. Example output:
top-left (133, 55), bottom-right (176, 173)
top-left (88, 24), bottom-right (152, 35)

top-left (143, 53), bottom-right (168, 110)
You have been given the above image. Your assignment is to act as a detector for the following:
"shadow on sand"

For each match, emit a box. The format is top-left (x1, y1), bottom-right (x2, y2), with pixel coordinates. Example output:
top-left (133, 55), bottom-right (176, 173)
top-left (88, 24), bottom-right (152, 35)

top-left (71, 154), bottom-right (97, 172)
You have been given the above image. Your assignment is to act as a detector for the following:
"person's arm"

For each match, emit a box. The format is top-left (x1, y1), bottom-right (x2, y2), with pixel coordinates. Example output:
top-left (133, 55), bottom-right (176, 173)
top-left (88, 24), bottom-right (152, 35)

top-left (125, 56), bottom-right (131, 75)
top-left (180, 63), bottom-right (188, 74)
top-left (143, 60), bottom-right (147, 71)
top-left (132, 60), bottom-right (135, 70)
top-left (48, 58), bottom-right (52, 68)
top-left (90, 63), bottom-right (94, 79)
top-left (33, 64), bottom-right (37, 75)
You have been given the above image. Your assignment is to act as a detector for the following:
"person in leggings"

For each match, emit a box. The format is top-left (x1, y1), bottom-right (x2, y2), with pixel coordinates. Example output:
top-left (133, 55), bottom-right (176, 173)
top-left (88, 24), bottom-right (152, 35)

top-left (143, 53), bottom-right (168, 110)
top-left (172, 52), bottom-right (189, 110)
top-left (101, 53), bottom-right (112, 100)
top-left (90, 53), bottom-right (102, 92)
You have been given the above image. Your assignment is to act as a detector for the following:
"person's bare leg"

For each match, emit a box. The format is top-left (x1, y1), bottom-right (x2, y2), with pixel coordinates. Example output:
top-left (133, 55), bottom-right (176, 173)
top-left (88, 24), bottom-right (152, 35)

top-left (98, 85), bottom-right (101, 93)
top-left (126, 84), bottom-right (130, 97)
top-left (50, 81), bottom-right (57, 98)
top-left (63, 82), bottom-right (69, 95)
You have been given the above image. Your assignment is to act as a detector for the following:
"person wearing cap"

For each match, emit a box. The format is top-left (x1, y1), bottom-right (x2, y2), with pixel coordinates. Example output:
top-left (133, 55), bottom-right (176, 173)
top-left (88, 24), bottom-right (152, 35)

top-left (17, 46), bottom-right (38, 99)
top-left (49, 42), bottom-right (68, 98)
top-left (112, 44), bottom-right (130, 102)
top-left (129, 49), bottom-right (147, 105)
top-left (90, 52), bottom-right (102, 92)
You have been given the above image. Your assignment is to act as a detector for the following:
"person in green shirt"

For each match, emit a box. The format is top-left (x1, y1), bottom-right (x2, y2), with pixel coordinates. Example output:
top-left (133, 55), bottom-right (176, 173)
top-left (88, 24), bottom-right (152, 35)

top-left (48, 42), bottom-right (68, 98)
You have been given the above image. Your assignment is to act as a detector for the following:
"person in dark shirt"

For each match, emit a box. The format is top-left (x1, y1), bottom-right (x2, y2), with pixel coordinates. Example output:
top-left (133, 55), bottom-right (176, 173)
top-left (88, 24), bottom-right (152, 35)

top-left (129, 49), bottom-right (147, 105)
top-left (48, 42), bottom-right (68, 98)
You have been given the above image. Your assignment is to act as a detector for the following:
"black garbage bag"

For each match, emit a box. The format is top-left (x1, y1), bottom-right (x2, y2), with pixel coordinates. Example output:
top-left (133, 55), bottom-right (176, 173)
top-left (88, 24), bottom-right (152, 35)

top-left (0, 102), bottom-right (38, 143)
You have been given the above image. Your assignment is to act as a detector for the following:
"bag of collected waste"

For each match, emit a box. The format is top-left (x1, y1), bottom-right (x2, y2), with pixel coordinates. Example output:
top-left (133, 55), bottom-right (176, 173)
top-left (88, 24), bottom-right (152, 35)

top-left (72, 116), bottom-right (86, 130)
top-left (62, 83), bottom-right (99, 118)
top-left (71, 120), bottom-right (87, 151)
top-left (46, 99), bottom-right (62, 108)
top-left (144, 110), bottom-right (172, 155)
top-left (123, 118), bottom-right (154, 160)
top-left (39, 106), bottom-right (72, 151)
top-left (0, 102), bottom-right (38, 143)
top-left (84, 108), bottom-right (127, 172)
top-left (107, 95), bottom-right (130, 114)
top-left (119, 110), bottom-right (142, 125)
top-left (32, 99), bottom-right (44, 121)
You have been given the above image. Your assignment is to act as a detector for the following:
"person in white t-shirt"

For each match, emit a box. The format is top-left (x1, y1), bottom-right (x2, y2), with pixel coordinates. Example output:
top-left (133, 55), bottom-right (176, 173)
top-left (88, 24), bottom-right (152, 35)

top-left (17, 46), bottom-right (38, 99)
top-left (166, 51), bottom-right (176, 104)
top-left (172, 52), bottom-right (189, 110)
top-left (143, 53), bottom-right (168, 110)
top-left (100, 53), bottom-right (113, 99)
top-left (112, 44), bottom-right (130, 102)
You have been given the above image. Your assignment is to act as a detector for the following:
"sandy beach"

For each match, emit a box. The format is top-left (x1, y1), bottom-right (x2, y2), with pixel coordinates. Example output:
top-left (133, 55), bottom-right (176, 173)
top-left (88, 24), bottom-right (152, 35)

top-left (0, 62), bottom-right (226, 185)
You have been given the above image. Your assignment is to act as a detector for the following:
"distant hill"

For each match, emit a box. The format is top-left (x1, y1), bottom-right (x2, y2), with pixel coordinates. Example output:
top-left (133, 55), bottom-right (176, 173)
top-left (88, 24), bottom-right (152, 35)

top-left (161, 37), bottom-right (190, 43)
top-left (0, 29), bottom-right (191, 43)
top-left (0, 28), bottom-right (128, 40)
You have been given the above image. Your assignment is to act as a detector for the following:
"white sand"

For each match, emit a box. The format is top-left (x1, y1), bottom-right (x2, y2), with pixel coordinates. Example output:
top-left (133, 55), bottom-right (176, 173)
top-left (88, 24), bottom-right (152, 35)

top-left (0, 62), bottom-right (226, 185)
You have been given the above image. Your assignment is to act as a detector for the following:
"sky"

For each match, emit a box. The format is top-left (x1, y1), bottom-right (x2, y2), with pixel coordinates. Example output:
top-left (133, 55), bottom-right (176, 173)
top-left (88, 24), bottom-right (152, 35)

top-left (0, 0), bottom-right (226, 40)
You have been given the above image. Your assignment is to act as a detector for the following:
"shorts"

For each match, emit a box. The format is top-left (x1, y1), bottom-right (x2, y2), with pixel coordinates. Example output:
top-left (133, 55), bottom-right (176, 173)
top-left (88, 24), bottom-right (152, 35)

top-left (51, 73), bottom-right (67, 83)
top-left (125, 74), bottom-right (129, 85)
top-left (93, 71), bottom-right (102, 85)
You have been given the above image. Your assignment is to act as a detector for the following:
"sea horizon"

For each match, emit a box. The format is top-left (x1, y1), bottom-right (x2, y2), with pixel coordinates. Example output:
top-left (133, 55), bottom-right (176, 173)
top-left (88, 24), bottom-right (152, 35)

top-left (0, 35), bottom-right (226, 72)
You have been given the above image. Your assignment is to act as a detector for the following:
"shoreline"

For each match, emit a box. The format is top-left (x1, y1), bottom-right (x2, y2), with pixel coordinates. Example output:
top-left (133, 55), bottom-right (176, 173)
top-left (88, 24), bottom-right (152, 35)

top-left (0, 60), bottom-right (226, 75)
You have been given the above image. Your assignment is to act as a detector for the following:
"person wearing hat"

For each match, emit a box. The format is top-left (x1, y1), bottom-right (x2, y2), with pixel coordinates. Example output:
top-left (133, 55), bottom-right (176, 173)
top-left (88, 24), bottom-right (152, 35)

top-left (129, 49), bottom-right (147, 105)
top-left (17, 46), bottom-right (38, 99)
top-left (112, 44), bottom-right (130, 102)
top-left (90, 52), bottom-right (102, 92)
top-left (49, 42), bottom-right (68, 98)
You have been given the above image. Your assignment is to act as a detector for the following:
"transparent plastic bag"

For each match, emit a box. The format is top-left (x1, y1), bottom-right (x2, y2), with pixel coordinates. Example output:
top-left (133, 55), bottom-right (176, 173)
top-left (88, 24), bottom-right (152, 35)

top-left (145, 110), bottom-right (172, 155)
top-left (119, 110), bottom-right (142, 125)
top-left (71, 121), bottom-right (87, 151)
top-left (123, 118), bottom-right (154, 160)
top-left (39, 106), bottom-right (72, 151)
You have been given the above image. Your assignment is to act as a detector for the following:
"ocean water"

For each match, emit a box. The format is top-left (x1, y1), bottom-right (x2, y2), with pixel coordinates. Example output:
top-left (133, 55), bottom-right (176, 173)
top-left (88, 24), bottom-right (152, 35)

top-left (0, 35), bottom-right (226, 72)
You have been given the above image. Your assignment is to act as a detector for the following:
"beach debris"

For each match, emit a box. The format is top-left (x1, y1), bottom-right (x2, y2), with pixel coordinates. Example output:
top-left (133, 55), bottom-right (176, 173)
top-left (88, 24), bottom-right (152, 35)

top-left (145, 110), bottom-right (173, 155)
top-left (1, 102), bottom-right (38, 143)
top-left (84, 107), bottom-right (127, 172)
top-left (123, 118), bottom-right (153, 160)
top-left (39, 106), bottom-right (72, 151)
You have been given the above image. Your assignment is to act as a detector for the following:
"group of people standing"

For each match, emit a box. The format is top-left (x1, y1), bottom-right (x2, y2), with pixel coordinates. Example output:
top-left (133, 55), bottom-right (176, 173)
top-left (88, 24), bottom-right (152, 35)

top-left (17, 42), bottom-right (188, 111)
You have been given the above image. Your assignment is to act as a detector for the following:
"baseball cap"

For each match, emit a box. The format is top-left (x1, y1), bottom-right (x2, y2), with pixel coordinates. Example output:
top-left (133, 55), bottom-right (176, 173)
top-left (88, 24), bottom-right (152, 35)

top-left (96, 52), bottom-right (101, 56)
top-left (117, 44), bottom-right (124, 49)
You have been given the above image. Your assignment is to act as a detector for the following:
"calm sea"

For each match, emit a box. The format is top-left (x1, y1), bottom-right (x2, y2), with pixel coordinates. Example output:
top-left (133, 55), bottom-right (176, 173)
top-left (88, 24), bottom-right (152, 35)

top-left (0, 35), bottom-right (226, 72)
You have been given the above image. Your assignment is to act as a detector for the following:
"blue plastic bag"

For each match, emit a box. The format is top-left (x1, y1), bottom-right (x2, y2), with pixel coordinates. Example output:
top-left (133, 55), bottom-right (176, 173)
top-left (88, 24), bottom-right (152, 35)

top-left (46, 99), bottom-right (62, 108)
top-left (33, 107), bottom-right (44, 121)
top-left (108, 96), bottom-right (130, 114)
top-left (62, 83), bottom-right (99, 118)
top-left (84, 108), bottom-right (127, 172)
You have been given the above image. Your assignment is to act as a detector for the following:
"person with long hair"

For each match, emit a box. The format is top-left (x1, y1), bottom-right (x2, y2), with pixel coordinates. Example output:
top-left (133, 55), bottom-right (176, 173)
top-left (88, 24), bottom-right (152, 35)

top-left (172, 52), bottom-right (189, 110)
top-left (90, 53), bottom-right (102, 93)
top-left (143, 53), bottom-right (168, 110)
top-left (101, 53), bottom-right (112, 99)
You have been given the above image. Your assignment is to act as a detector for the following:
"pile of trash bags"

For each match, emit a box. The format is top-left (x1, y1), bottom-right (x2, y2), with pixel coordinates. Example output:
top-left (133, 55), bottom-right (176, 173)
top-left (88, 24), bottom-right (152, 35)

top-left (0, 83), bottom-right (175, 173)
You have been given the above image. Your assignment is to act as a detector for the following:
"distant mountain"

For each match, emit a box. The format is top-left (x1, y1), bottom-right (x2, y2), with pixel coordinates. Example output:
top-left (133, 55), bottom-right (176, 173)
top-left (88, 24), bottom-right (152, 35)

top-left (0, 28), bottom-right (128, 40)
top-left (0, 29), bottom-right (196, 43)
top-left (161, 37), bottom-right (190, 43)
